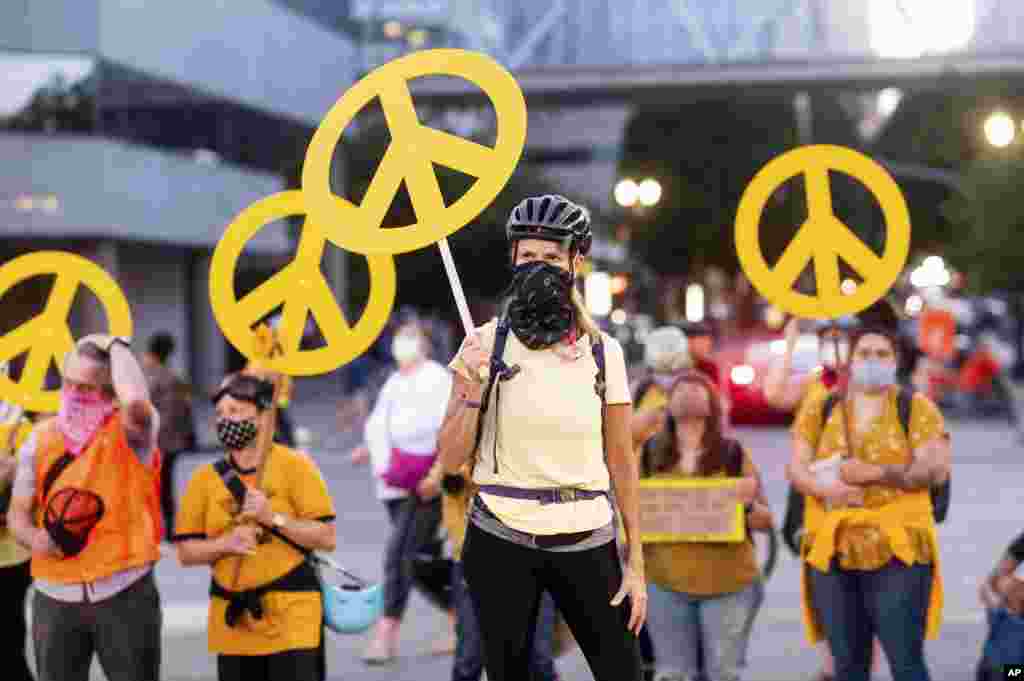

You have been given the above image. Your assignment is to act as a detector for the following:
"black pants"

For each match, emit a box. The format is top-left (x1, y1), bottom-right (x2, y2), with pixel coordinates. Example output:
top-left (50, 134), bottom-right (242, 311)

top-left (32, 571), bottom-right (162, 681)
top-left (462, 522), bottom-right (641, 681)
top-left (218, 648), bottom-right (320, 681)
top-left (2, 560), bottom-right (33, 681)
top-left (383, 496), bottom-right (451, 617)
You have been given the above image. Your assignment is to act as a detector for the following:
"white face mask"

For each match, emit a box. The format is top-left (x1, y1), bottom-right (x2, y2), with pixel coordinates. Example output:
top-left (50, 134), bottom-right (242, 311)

top-left (392, 335), bottom-right (423, 364)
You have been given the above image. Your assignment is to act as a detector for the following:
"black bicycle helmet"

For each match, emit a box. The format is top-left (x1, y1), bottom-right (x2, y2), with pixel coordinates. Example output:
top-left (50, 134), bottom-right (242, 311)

top-left (506, 194), bottom-right (592, 256)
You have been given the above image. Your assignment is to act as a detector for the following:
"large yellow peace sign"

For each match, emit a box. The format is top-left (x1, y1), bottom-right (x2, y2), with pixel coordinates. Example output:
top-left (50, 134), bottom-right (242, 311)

top-left (735, 145), bottom-right (911, 319)
top-left (209, 191), bottom-right (397, 376)
top-left (0, 252), bottom-right (133, 412)
top-left (302, 49), bottom-right (527, 255)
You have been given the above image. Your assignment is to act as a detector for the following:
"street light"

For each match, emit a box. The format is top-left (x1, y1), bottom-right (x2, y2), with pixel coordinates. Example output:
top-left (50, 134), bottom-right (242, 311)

top-left (984, 111), bottom-right (1015, 148)
top-left (637, 178), bottom-right (662, 207)
top-left (615, 177), bottom-right (661, 208)
top-left (614, 179), bottom-right (639, 208)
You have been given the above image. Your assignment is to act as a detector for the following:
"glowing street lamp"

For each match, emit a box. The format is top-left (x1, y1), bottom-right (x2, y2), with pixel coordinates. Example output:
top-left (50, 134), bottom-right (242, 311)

top-left (984, 111), bottom-right (1016, 148)
top-left (637, 178), bottom-right (662, 207)
top-left (614, 179), bottom-right (639, 208)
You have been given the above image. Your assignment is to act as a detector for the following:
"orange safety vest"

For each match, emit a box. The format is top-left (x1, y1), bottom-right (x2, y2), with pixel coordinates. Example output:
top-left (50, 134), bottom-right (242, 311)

top-left (32, 413), bottom-right (163, 584)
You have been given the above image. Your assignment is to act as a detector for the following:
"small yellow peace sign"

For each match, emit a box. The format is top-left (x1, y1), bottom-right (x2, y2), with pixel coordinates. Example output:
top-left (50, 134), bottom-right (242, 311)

top-left (0, 252), bottom-right (133, 412)
top-left (209, 191), bottom-right (397, 376)
top-left (735, 145), bottom-right (911, 320)
top-left (302, 49), bottom-right (527, 255)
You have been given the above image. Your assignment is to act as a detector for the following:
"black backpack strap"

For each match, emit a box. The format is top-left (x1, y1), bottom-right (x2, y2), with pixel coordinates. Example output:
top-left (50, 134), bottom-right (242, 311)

top-left (593, 335), bottom-right (607, 463)
top-left (471, 313), bottom-right (519, 476)
top-left (725, 438), bottom-right (744, 477)
top-left (896, 386), bottom-right (914, 434)
top-left (212, 458), bottom-right (314, 559)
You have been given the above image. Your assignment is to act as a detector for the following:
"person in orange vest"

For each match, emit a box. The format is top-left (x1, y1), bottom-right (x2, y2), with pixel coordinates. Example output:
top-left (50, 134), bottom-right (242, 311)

top-left (6, 334), bottom-right (164, 681)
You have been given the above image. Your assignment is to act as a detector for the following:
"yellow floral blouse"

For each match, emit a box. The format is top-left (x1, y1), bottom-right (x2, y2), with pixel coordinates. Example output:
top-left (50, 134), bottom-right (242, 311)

top-left (793, 387), bottom-right (945, 570)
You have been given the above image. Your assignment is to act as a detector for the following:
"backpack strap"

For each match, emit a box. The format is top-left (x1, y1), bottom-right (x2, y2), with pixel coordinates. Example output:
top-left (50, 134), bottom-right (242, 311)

top-left (592, 334), bottom-right (607, 462)
top-left (470, 313), bottom-right (519, 476)
top-left (724, 438), bottom-right (744, 477)
top-left (896, 386), bottom-right (915, 435)
top-left (41, 452), bottom-right (76, 503)
top-left (212, 458), bottom-right (314, 560)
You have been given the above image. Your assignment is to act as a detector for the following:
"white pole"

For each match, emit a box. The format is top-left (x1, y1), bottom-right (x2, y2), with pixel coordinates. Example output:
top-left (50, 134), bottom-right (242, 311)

top-left (436, 237), bottom-right (489, 381)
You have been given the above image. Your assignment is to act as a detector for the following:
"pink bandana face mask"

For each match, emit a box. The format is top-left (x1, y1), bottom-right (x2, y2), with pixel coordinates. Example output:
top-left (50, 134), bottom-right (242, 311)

top-left (58, 387), bottom-right (116, 455)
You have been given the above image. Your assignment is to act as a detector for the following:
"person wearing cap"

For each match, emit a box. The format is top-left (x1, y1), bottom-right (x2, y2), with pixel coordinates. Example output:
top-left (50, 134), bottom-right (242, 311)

top-left (7, 334), bottom-right (164, 681)
top-left (787, 301), bottom-right (949, 681)
top-left (0, 361), bottom-right (45, 681)
top-left (173, 372), bottom-right (336, 681)
top-left (440, 195), bottom-right (646, 681)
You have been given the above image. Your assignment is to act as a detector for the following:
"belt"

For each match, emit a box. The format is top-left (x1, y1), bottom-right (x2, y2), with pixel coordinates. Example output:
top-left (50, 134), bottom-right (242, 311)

top-left (210, 559), bottom-right (320, 628)
top-left (474, 494), bottom-right (597, 549)
top-left (477, 484), bottom-right (608, 506)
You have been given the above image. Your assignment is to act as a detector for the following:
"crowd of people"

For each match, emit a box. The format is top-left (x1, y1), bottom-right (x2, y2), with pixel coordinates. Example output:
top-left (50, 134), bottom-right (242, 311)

top-left (1, 191), bottom-right (1022, 681)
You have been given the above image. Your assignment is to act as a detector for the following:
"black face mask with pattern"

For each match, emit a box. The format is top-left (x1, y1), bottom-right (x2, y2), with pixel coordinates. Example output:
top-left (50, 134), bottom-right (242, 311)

top-left (504, 261), bottom-right (575, 350)
top-left (216, 418), bottom-right (258, 451)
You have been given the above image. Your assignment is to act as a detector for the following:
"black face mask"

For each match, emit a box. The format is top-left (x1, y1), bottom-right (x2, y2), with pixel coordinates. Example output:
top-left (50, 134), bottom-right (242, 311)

top-left (505, 261), bottom-right (575, 350)
top-left (217, 418), bottom-right (259, 451)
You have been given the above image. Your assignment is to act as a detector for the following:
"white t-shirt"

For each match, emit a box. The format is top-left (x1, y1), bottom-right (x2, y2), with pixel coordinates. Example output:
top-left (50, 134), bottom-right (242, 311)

top-left (450, 320), bottom-right (631, 535)
top-left (363, 360), bottom-right (453, 501)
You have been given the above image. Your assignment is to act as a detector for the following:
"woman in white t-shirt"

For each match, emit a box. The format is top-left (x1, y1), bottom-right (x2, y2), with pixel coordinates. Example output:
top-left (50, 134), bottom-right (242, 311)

top-left (351, 322), bottom-right (455, 663)
top-left (439, 195), bottom-right (647, 681)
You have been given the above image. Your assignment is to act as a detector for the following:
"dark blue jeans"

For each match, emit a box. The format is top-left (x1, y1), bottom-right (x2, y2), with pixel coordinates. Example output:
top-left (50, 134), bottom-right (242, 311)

top-left (451, 561), bottom-right (557, 681)
top-left (809, 559), bottom-right (933, 681)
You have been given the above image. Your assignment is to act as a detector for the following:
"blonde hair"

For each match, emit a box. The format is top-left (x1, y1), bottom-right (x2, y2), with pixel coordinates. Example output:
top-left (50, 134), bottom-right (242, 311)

top-left (571, 286), bottom-right (602, 343)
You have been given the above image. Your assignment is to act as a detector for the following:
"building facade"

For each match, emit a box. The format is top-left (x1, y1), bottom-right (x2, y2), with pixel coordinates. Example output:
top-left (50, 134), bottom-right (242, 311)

top-left (1, 0), bottom-right (359, 393)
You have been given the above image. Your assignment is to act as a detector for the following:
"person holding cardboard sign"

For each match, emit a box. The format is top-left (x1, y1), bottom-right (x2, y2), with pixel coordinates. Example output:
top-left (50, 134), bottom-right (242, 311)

top-left (787, 302), bottom-right (949, 681)
top-left (639, 370), bottom-right (772, 681)
top-left (440, 195), bottom-right (646, 681)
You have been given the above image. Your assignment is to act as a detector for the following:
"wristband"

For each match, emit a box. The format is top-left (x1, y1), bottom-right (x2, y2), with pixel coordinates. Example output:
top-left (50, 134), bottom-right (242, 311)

top-left (462, 399), bottom-right (482, 409)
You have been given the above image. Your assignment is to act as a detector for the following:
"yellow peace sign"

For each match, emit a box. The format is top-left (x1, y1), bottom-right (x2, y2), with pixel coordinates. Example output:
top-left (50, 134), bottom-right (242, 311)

top-left (0, 251), bottom-right (133, 412)
top-left (302, 49), bottom-right (527, 255)
top-left (735, 145), bottom-right (911, 320)
top-left (209, 191), bottom-right (397, 376)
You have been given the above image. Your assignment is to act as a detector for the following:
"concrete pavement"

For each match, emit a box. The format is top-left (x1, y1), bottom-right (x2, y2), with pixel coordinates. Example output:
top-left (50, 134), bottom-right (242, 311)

top-left (22, 376), bottom-right (1018, 679)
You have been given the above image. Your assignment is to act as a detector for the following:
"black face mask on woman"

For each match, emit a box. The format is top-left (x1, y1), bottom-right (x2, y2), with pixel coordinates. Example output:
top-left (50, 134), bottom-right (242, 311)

top-left (505, 261), bottom-right (575, 349)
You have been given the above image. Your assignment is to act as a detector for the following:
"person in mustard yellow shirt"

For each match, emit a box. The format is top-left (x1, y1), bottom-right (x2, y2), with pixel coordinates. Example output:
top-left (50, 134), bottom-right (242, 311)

top-left (640, 370), bottom-right (772, 681)
top-left (787, 319), bottom-right (950, 681)
top-left (8, 335), bottom-right (164, 681)
top-left (174, 373), bottom-right (337, 681)
top-left (439, 195), bottom-right (646, 681)
top-left (0, 391), bottom-right (41, 681)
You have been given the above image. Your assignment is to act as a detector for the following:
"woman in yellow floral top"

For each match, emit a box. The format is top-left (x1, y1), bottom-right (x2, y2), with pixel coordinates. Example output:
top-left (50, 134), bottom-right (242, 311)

top-left (787, 323), bottom-right (950, 681)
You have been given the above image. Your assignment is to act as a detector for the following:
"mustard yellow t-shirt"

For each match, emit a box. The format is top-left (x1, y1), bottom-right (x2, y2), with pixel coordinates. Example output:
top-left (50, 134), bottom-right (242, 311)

top-left (793, 387), bottom-right (945, 570)
top-left (449, 320), bottom-right (631, 535)
top-left (642, 448), bottom-right (761, 596)
top-left (0, 419), bottom-right (35, 568)
top-left (175, 445), bottom-right (336, 655)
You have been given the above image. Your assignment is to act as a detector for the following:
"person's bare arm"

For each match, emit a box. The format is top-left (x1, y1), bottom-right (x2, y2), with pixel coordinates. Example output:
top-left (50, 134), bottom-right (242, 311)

top-left (606, 404), bottom-right (643, 573)
top-left (176, 526), bottom-right (259, 567)
top-left (764, 319), bottom-right (803, 409)
top-left (740, 458), bottom-right (773, 532)
top-left (438, 374), bottom-right (486, 474)
top-left (787, 436), bottom-right (864, 506)
top-left (631, 407), bottom-right (665, 448)
top-left (8, 493), bottom-right (37, 551)
top-left (109, 343), bottom-right (158, 457)
top-left (876, 435), bottom-right (950, 490)
top-left (270, 517), bottom-right (337, 552)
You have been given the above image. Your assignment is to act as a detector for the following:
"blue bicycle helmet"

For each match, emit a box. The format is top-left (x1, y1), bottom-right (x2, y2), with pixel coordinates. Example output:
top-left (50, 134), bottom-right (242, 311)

top-left (316, 555), bottom-right (383, 635)
top-left (506, 194), bottom-right (592, 256)
top-left (323, 581), bottom-right (383, 635)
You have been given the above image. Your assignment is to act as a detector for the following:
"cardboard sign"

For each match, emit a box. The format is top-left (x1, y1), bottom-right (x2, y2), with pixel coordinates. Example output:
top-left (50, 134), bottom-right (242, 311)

top-left (639, 478), bottom-right (745, 543)
top-left (918, 308), bottom-right (955, 360)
